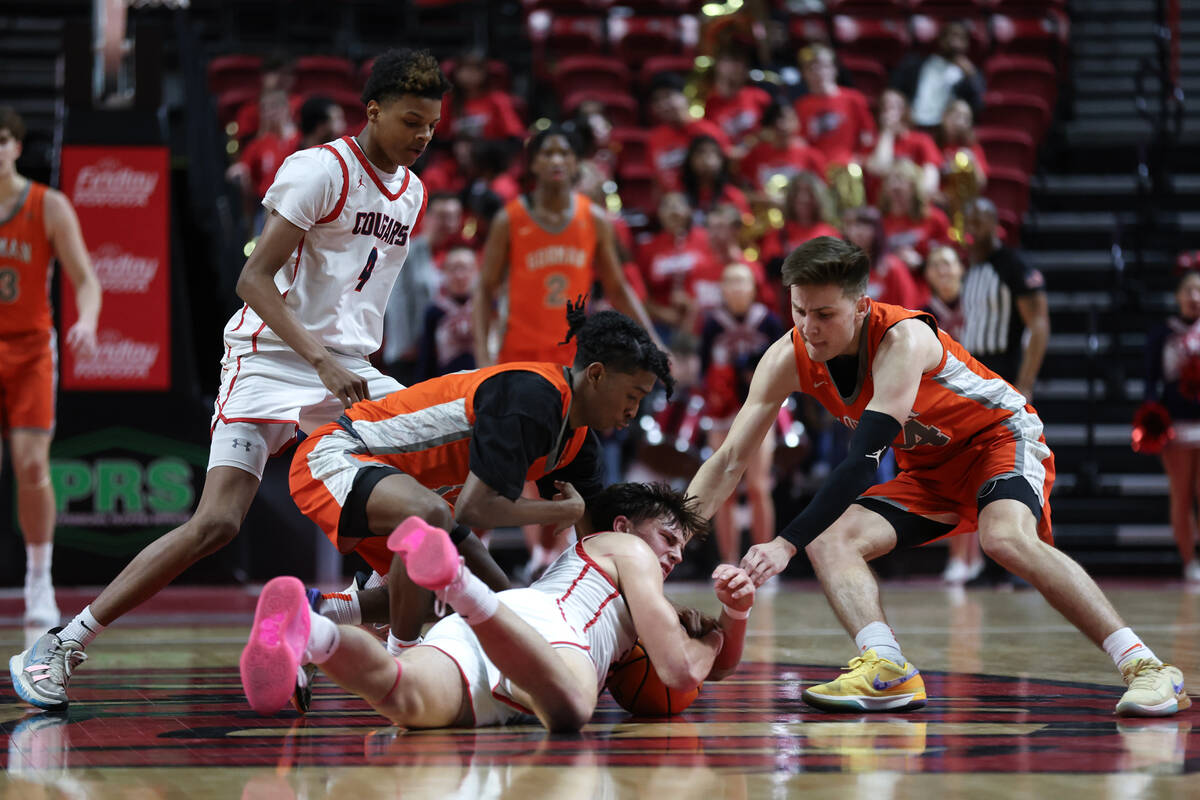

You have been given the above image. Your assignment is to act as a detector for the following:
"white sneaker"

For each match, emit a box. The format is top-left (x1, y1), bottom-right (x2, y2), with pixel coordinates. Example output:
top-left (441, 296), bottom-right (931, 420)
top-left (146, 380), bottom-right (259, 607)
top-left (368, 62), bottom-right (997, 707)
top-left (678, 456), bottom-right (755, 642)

top-left (23, 579), bottom-right (60, 629)
top-left (1185, 560), bottom-right (1200, 583)
top-left (942, 558), bottom-right (969, 583)
top-left (964, 558), bottom-right (985, 581)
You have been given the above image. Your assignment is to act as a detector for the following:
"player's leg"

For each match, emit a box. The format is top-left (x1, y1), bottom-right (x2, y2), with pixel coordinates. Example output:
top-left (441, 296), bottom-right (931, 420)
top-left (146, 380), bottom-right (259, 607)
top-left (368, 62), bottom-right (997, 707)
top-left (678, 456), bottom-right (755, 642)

top-left (804, 504), bottom-right (902, 638)
top-left (975, 491), bottom-right (1190, 716)
top-left (744, 430), bottom-right (776, 549)
top-left (389, 518), bottom-right (598, 731)
top-left (9, 429), bottom-right (58, 626)
top-left (322, 636), bottom-right (466, 727)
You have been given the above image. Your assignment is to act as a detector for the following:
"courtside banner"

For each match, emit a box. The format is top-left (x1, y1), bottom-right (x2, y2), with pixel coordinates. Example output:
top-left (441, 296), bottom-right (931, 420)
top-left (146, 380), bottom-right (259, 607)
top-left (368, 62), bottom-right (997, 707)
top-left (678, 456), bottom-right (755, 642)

top-left (59, 145), bottom-right (171, 390)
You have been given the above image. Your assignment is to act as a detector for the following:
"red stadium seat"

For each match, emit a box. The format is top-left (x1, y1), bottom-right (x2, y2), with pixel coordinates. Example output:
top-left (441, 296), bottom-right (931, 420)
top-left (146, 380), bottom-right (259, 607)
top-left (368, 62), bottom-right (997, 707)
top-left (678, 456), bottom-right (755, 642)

top-left (788, 15), bottom-right (831, 47)
top-left (832, 16), bottom-right (912, 69)
top-left (440, 58), bottom-right (513, 91)
top-left (610, 15), bottom-right (699, 66)
top-left (552, 55), bottom-right (632, 100)
top-left (826, 0), bottom-right (906, 13)
top-left (978, 90), bottom-right (1051, 140)
top-left (611, 126), bottom-right (652, 172)
top-left (975, 126), bottom-right (1036, 174)
top-left (615, 165), bottom-right (660, 213)
top-left (907, 0), bottom-right (986, 17)
top-left (562, 89), bottom-right (640, 128)
top-left (207, 54), bottom-right (262, 96)
top-left (216, 86), bottom-right (258, 127)
top-left (639, 55), bottom-right (697, 90)
top-left (293, 56), bottom-right (356, 96)
top-left (985, 55), bottom-right (1059, 109)
top-left (983, 165), bottom-right (1031, 220)
top-left (839, 54), bottom-right (888, 103)
top-left (528, 11), bottom-right (608, 64)
top-left (990, 11), bottom-right (1070, 63)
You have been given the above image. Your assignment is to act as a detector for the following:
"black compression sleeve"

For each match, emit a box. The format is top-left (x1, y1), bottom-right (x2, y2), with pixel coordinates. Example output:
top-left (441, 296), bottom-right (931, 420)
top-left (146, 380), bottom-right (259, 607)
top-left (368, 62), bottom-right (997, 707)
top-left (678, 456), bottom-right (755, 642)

top-left (777, 410), bottom-right (902, 549)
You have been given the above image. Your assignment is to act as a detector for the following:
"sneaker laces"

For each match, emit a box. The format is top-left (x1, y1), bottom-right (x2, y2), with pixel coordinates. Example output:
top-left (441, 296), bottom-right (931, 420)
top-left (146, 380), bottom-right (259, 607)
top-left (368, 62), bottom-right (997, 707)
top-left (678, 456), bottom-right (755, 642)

top-left (844, 652), bottom-right (882, 673)
top-left (46, 641), bottom-right (87, 688)
top-left (1124, 659), bottom-right (1165, 690)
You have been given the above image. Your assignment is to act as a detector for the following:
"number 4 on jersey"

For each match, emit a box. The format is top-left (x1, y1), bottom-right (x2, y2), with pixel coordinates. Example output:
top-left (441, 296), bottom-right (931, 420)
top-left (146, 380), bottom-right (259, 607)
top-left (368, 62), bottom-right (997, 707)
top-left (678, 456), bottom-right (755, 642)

top-left (899, 417), bottom-right (950, 449)
top-left (355, 247), bottom-right (378, 292)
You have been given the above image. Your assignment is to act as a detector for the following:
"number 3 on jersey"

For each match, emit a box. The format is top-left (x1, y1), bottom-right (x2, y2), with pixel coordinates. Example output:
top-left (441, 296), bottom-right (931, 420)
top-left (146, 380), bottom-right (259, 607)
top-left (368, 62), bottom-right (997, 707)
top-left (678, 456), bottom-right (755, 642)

top-left (355, 247), bottom-right (378, 292)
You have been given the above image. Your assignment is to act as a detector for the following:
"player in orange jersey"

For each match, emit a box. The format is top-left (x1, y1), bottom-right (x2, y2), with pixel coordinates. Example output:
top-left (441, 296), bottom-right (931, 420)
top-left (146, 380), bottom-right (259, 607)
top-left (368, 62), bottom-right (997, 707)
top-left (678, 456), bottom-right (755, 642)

top-left (0, 107), bottom-right (102, 628)
top-left (473, 123), bottom-right (659, 368)
top-left (239, 483), bottom-right (754, 730)
top-left (688, 237), bottom-right (1190, 718)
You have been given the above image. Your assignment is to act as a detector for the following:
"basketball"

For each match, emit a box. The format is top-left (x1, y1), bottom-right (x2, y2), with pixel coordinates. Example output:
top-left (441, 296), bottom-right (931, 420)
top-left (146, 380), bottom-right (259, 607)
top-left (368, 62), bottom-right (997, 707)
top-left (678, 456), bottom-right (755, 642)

top-left (606, 641), bottom-right (702, 716)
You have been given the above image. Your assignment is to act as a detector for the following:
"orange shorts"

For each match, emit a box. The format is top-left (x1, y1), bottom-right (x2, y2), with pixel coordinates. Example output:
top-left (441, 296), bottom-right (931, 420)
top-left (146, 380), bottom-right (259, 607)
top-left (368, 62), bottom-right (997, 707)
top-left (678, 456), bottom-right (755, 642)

top-left (0, 330), bottom-right (56, 434)
top-left (859, 430), bottom-right (1056, 545)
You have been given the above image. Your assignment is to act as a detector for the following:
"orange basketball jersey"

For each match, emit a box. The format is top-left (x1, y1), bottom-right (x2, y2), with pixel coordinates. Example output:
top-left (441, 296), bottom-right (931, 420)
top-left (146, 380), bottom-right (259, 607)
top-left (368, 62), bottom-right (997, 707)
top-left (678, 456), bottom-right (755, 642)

top-left (0, 181), bottom-right (53, 337)
top-left (498, 193), bottom-right (596, 365)
top-left (791, 300), bottom-right (1049, 473)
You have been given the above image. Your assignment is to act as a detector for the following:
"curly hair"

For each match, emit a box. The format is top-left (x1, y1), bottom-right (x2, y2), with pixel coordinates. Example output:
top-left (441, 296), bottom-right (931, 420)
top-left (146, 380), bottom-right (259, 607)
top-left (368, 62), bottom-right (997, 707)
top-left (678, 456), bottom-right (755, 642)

top-left (587, 482), bottom-right (708, 542)
top-left (361, 49), bottom-right (451, 105)
top-left (561, 298), bottom-right (675, 399)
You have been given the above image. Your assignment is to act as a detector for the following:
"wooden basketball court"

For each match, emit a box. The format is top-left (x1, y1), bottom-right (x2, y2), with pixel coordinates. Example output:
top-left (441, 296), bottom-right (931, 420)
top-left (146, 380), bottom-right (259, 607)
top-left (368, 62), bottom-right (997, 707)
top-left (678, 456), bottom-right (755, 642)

top-left (3, 581), bottom-right (1197, 797)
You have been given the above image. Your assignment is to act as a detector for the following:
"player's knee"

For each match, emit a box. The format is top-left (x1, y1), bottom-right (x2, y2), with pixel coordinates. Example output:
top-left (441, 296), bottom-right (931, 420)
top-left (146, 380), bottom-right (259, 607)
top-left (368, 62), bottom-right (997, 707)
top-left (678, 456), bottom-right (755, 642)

top-left (806, 529), bottom-right (851, 564)
top-left (541, 693), bottom-right (592, 733)
top-left (978, 528), bottom-right (1032, 566)
top-left (190, 515), bottom-right (241, 554)
top-left (12, 455), bottom-right (50, 489)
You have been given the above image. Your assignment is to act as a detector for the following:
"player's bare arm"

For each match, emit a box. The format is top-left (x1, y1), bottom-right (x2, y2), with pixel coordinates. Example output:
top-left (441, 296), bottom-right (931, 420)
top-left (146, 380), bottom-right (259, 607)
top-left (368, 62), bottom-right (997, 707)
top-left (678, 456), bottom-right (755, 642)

top-left (472, 209), bottom-right (510, 367)
top-left (591, 206), bottom-right (665, 351)
top-left (688, 331), bottom-right (801, 519)
top-left (1013, 291), bottom-right (1050, 401)
top-left (861, 317), bottom-right (943, 422)
top-left (598, 533), bottom-right (724, 690)
top-left (235, 210), bottom-right (368, 408)
top-left (455, 471), bottom-right (584, 532)
top-left (708, 563), bottom-right (755, 680)
top-left (45, 188), bottom-right (101, 356)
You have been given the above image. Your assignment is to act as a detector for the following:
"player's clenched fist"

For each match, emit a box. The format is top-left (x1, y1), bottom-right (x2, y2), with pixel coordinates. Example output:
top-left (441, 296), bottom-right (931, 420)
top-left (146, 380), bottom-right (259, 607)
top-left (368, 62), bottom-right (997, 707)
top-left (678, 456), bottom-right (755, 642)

top-left (550, 480), bottom-right (585, 533)
top-left (712, 564), bottom-right (755, 614)
top-left (740, 537), bottom-right (797, 586)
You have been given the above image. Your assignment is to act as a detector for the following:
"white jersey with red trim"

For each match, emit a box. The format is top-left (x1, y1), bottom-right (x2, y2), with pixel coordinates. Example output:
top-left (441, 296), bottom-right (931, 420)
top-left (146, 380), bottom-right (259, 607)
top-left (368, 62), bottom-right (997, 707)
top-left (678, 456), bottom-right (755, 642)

top-left (531, 536), bottom-right (637, 684)
top-left (222, 135), bottom-right (428, 360)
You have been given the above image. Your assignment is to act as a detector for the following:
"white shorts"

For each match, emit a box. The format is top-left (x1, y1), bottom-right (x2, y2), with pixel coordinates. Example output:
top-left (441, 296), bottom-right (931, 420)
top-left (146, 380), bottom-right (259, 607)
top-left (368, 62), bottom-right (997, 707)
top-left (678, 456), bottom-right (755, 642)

top-left (419, 588), bottom-right (591, 727)
top-left (208, 349), bottom-right (402, 479)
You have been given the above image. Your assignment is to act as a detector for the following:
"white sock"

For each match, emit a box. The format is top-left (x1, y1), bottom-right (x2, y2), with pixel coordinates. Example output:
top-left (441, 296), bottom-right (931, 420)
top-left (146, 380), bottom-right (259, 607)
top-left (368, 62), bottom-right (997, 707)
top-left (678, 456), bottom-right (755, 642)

top-left (854, 621), bottom-right (905, 666)
top-left (364, 570), bottom-right (386, 589)
top-left (1103, 627), bottom-right (1159, 672)
top-left (317, 591), bottom-right (362, 625)
top-left (25, 543), bottom-right (52, 584)
top-left (386, 631), bottom-right (422, 657)
top-left (305, 611), bottom-right (341, 664)
top-left (441, 564), bottom-right (499, 626)
top-left (59, 605), bottom-right (105, 647)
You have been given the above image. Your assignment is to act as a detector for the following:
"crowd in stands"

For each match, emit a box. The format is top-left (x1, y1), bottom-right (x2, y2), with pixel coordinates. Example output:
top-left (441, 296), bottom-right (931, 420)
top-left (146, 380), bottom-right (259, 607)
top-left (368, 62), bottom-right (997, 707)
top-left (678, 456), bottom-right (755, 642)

top-left (208, 0), bottom-right (1063, 581)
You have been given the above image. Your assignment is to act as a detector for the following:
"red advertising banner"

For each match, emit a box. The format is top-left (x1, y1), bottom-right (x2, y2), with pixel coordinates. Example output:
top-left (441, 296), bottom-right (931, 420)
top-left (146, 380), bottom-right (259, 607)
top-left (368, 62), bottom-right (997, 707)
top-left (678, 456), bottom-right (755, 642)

top-left (59, 145), bottom-right (170, 390)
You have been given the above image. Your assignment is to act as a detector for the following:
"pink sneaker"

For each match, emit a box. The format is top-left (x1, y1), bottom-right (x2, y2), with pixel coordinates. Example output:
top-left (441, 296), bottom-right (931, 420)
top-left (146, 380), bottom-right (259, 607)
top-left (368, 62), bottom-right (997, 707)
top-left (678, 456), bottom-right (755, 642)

top-left (240, 576), bottom-right (311, 715)
top-left (386, 516), bottom-right (460, 592)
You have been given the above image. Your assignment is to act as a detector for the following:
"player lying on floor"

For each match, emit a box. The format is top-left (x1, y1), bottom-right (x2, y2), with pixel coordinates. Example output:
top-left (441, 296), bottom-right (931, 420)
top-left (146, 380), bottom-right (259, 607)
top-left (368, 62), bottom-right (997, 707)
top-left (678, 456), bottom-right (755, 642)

top-left (240, 482), bottom-right (754, 731)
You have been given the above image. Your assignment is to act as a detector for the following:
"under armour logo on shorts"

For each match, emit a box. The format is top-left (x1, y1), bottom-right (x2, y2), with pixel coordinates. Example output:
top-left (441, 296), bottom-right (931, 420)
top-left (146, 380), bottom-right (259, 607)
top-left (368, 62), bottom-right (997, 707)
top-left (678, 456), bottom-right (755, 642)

top-left (231, 438), bottom-right (253, 451)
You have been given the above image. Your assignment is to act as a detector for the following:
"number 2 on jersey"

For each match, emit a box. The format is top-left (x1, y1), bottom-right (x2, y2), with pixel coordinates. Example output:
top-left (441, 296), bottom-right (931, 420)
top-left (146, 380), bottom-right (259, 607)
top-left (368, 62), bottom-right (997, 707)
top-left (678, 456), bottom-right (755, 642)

top-left (544, 272), bottom-right (567, 307)
top-left (355, 247), bottom-right (378, 292)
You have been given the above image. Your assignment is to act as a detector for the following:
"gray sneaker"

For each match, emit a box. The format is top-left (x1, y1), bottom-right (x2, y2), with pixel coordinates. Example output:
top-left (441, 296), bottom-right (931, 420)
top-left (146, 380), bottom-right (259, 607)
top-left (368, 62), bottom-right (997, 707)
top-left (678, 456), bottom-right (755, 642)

top-left (8, 628), bottom-right (87, 712)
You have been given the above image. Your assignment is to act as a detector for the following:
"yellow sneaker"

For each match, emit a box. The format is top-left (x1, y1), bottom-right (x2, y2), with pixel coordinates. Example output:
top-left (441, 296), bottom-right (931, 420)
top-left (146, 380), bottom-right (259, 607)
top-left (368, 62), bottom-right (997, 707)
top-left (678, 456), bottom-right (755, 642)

top-left (803, 650), bottom-right (927, 712)
top-left (1116, 659), bottom-right (1191, 717)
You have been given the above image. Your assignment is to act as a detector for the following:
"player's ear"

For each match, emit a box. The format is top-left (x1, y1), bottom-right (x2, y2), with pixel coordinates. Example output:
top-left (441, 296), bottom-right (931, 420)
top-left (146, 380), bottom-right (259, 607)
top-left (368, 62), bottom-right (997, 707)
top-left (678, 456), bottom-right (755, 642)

top-left (365, 99), bottom-right (381, 124)
top-left (585, 361), bottom-right (606, 385)
top-left (855, 294), bottom-right (870, 317)
top-left (610, 514), bottom-right (632, 533)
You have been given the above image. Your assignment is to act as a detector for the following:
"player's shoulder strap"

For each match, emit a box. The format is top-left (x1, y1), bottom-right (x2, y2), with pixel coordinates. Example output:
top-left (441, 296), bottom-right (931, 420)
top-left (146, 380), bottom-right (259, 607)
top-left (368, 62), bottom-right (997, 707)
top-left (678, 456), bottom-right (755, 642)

top-left (314, 140), bottom-right (350, 225)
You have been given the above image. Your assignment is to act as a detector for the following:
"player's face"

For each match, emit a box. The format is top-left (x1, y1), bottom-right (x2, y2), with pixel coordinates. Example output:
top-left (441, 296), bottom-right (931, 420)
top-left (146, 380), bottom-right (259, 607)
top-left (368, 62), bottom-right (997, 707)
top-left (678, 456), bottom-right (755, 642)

top-left (531, 134), bottom-right (577, 188)
top-left (0, 129), bottom-right (21, 176)
top-left (369, 94), bottom-right (442, 167)
top-left (625, 515), bottom-right (687, 577)
top-left (583, 365), bottom-right (656, 433)
top-left (791, 283), bottom-right (868, 361)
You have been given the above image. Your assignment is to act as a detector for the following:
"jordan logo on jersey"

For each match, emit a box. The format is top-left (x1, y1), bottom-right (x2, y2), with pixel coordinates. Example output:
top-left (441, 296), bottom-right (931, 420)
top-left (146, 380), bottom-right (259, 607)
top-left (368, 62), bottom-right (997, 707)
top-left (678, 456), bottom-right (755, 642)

top-left (351, 211), bottom-right (410, 247)
top-left (0, 237), bottom-right (32, 263)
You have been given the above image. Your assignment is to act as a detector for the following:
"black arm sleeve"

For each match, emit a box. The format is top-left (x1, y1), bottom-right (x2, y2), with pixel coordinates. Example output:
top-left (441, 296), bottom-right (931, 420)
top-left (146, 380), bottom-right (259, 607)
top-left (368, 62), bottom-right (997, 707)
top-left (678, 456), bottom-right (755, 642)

top-left (777, 410), bottom-right (902, 549)
top-left (469, 372), bottom-right (565, 501)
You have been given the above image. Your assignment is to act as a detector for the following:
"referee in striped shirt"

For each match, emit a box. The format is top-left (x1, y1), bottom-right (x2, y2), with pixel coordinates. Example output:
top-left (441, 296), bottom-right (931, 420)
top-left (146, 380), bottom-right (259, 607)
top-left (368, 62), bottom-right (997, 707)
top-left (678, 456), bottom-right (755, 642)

top-left (962, 198), bottom-right (1050, 400)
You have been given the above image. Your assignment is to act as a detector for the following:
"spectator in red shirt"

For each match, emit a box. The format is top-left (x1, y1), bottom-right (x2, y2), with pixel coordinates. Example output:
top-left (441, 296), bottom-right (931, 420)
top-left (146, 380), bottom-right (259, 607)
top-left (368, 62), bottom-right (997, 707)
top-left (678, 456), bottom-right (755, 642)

top-left (687, 203), bottom-right (772, 320)
top-left (843, 205), bottom-right (926, 309)
top-left (760, 171), bottom-right (841, 309)
top-left (935, 98), bottom-right (989, 206)
top-left (865, 89), bottom-right (940, 200)
top-left (793, 44), bottom-right (875, 166)
top-left (636, 191), bottom-right (715, 340)
top-left (647, 72), bottom-right (732, 191)
top-left (681, 135), bottom-right (751, 225)
top-left (437, 50), bottom-right (524, 143)
top-left (880, 159), bottom-right (951, 271)
top-left (739, 101), bottom-right (828, 196)
top-left (226, 89), bottom-right (297, 237)
top-left (703, 47), bottom-right (773, 157)
top-left (419, 136), bottom-right (473, 196)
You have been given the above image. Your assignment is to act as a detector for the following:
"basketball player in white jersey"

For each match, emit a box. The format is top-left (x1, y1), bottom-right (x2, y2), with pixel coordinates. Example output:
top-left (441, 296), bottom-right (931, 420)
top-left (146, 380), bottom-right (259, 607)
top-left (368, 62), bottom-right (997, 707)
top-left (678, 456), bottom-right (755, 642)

top-left (238, 482), bottom-right (756, 730)
top-left (11, 49), bottom-right (462, 712)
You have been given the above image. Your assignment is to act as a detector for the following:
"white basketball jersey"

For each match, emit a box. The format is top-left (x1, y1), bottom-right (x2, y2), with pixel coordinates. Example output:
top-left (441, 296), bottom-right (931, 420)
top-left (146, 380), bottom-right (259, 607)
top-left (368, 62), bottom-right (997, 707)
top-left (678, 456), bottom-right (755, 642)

top-left (532, 537), bottom-right (637, 684)
top-left (223, 135), bottom-right (427, 359)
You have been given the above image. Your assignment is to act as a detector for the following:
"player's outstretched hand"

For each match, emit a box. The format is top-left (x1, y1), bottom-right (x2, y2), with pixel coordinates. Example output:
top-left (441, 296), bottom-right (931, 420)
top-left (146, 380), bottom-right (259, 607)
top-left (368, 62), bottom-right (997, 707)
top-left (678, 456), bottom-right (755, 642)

top-left (65, 320), bottom-right (98, 358)
top-left (712, 564), bottom-right (755, 615)
top-left (550, 480), bottom-right (585, 533)
top-left (316, 356), bottom-right (370, 408)
top-left (740, 537), bottom-right (797, 587)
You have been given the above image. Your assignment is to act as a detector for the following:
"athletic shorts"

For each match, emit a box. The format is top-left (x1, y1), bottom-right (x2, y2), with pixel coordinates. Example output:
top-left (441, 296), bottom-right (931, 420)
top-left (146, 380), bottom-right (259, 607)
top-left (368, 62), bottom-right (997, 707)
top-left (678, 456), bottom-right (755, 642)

top-left (0, 329), bottom-right (56, 435)
top-left (208, 349), bottom-right (401, 479)
top-left (418, 588), bottom-right (591, 727)
top-left (856, 430), bottom-right (1056, 546)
